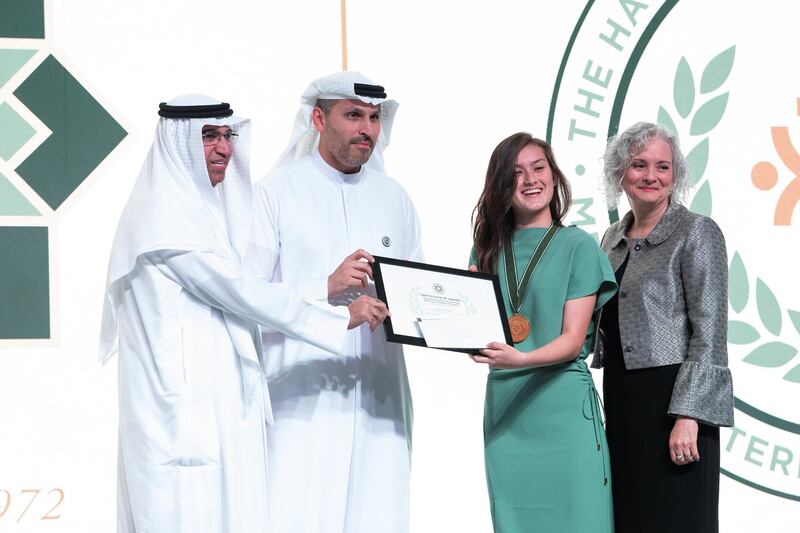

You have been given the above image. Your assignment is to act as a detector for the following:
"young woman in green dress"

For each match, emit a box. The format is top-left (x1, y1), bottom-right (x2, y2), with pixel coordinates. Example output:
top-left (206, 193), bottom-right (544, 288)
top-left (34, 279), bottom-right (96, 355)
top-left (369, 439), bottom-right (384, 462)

top-left (470, 133), bottom-right (617, 533)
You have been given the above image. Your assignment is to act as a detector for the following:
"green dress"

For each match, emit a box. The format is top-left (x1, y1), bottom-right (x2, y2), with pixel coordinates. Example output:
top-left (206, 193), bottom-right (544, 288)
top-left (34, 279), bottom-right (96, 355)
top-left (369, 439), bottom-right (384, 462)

top-left (474, 226), bottom-right (617, 533)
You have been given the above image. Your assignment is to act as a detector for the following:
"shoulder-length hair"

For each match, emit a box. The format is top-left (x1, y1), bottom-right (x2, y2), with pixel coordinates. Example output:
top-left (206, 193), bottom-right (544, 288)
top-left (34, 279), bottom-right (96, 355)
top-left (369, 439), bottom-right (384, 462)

top-left (602, 121), bottom-right (689, 209)
top-left (471, 132), bottom-right (571, 274)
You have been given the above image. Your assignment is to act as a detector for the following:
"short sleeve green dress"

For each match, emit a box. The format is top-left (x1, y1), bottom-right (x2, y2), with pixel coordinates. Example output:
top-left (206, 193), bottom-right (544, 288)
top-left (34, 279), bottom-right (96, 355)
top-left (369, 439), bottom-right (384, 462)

top-left (473, 226), bottom-right (617, 533)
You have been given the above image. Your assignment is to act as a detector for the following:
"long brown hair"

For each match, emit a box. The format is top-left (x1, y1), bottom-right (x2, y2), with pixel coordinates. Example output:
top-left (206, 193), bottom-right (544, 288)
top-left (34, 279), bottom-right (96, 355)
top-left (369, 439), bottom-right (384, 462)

top-left (471, 133), bottom-right (571, 274)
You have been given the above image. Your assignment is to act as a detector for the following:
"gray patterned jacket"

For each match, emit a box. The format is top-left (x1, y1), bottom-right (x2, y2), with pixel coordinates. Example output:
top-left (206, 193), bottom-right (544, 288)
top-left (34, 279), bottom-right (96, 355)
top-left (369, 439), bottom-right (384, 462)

top-left (591, 202), bottom-right (734, 427)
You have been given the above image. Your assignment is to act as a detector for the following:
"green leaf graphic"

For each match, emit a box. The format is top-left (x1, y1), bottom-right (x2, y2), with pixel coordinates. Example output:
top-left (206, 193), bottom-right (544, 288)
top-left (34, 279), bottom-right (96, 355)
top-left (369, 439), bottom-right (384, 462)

top-left (728, 252), bottom-right (748, 313)
top-left (700, 46), bottom-right (736, 94)
top-left (788, 310), bottom-right (800, 336)
top-left (743, 342), bottom-right (797, 368)
top-left (657, 106), bottom-right (677, 135)
top-left (674, 57), bottom-right (695, 119)
top-left (784, 363), bottom-right (800, 383)
top-left (690, 180), bottom-right (712, 216)
top-left (686, 138), bottom-right (709, 187)
top-left (728, 320), bottom-right (760, 344)
top-left (690, 93), bottom-right (729, 136)
top-left (756, 278), bottom-right (782, 335)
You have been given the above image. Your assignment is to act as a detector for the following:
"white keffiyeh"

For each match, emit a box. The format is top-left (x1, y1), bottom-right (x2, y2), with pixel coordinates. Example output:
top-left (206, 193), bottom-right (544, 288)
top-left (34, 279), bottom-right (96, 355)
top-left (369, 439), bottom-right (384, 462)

top-left (273, 71), bottom-right (399, 173)
top-left (100, 94), bottom-right (253, 363)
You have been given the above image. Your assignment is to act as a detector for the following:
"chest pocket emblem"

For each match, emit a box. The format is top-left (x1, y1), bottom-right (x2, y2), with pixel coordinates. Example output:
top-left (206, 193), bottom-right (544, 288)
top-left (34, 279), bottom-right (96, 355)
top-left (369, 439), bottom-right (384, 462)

top-left (381, 236), bottom-right (391, 247)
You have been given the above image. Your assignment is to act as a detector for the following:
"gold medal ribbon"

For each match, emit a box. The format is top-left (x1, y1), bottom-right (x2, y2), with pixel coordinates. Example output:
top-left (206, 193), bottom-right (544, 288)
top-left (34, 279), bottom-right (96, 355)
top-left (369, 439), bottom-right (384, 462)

top-left (502, 225), bottom-right (560, 342)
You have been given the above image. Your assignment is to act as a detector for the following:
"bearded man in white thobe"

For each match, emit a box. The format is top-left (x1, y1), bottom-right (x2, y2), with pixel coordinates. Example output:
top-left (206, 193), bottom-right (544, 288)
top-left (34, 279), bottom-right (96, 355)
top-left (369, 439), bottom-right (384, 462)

top-left (99, 95), bottom-right (388, 533)
top-left (248, 72), bottom-right (423, 533)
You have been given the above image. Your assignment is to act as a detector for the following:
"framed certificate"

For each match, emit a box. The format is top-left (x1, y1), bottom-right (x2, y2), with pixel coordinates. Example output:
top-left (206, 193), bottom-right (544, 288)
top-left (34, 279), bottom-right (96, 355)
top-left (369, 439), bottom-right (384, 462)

top-left (372, 256), bottom-right (512, 352)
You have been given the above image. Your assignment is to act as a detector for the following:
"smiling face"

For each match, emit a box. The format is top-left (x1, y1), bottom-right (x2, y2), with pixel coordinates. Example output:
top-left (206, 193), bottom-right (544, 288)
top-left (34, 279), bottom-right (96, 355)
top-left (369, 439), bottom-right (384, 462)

top-left (313, 99), bottom-right (381, 173)
top-left (510, 143), bottom-right (555, 227)
top-left (622, 136), bottom-right (674, 210)
top-left (202, 125), bottom-right (233, 186)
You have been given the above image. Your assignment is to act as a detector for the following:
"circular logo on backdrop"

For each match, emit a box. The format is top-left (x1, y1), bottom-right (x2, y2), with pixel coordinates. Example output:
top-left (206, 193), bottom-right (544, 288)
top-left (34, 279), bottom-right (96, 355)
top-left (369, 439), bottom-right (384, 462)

top-left (381, 235), bottom-right (391, 247)
top-left (550, 1), bottom-right (800, 502)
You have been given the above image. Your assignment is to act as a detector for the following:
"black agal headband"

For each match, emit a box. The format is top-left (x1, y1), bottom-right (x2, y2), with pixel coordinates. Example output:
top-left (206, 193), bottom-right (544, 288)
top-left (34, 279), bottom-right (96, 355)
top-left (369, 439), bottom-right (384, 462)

top-left (353, 83), bottom-right (387, 99)
top-left (157, 102), bottom-right (233, 119)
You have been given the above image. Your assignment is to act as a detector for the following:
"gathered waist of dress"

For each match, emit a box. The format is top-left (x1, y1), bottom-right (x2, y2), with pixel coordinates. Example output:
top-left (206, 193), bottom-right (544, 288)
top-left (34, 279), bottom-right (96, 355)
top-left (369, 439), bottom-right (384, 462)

top-left (487, 355), bottom-right (592, 380)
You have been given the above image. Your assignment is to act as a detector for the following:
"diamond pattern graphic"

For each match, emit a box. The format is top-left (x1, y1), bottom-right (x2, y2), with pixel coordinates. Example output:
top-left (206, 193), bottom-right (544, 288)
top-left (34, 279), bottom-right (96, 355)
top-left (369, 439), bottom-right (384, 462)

top-left (0, 49), bottom-right (37, 89)
top-left (0, 102), bottom-right (36, 161)
top-left (0, 0), bottom-right (45, 39)
top-left (1, 13), bottom-right (127, 340)
top-left (0, 172), bottom-right (40, 215)
top-left (14, 55), bottom-right (127, 210)
top-left (0, 226), bottom-right (49, 339)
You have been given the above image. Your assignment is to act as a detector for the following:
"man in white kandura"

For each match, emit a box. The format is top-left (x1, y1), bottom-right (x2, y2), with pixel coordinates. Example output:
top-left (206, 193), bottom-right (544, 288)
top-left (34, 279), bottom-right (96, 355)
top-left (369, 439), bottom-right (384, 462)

top-left (248, 72), bottom-right (423, 533)
top-left (99, 95), bottom-right (388, 533)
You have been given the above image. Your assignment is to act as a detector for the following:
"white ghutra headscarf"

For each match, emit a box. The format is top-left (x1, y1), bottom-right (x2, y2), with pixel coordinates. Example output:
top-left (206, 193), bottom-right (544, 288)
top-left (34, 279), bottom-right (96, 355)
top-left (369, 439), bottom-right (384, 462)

top-left (100, 94), bottom-right (253, 364)
top-left (273, 71), bottom-right (399, 173)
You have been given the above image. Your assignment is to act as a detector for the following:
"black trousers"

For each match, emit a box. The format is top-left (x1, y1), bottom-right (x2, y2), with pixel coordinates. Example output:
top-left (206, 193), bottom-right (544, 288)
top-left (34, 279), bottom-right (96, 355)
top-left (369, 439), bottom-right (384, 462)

top-left (600, 267), bottom-right (720, 533)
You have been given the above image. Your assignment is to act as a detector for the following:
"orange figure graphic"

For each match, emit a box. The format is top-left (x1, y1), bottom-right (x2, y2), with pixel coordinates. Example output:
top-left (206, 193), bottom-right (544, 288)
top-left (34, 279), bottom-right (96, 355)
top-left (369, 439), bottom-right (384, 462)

top-left (751, 98), bottom-right (800, 225)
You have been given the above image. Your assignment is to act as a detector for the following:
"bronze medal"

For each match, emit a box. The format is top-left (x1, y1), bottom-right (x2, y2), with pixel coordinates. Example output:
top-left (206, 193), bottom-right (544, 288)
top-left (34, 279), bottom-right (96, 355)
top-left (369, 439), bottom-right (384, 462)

top-left (508, 313), bottom-right (531, 343)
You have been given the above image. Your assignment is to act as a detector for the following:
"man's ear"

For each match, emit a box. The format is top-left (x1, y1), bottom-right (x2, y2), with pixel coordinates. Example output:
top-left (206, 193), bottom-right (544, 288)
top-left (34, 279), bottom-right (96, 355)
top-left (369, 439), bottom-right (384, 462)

top-left (311, 107), bottom-right (326, 134)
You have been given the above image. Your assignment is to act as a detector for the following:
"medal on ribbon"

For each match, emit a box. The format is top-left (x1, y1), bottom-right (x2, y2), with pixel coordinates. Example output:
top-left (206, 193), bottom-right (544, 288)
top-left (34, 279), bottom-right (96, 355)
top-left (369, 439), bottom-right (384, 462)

top-left (503, 225), bottom-right (560, 343)
top-left (507, 314), bottom-right (531, 344)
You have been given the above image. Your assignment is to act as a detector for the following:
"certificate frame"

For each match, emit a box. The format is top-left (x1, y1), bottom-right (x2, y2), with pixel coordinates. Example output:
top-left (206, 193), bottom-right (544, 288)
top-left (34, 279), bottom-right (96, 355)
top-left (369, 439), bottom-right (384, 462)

top-left (372, 255), bottom-right (512, 352)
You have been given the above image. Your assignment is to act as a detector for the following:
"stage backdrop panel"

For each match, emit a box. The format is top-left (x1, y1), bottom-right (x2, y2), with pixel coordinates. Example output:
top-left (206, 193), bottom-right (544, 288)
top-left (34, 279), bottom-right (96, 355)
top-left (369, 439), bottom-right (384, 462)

top-left (0, 1), bottom-right (797, 531)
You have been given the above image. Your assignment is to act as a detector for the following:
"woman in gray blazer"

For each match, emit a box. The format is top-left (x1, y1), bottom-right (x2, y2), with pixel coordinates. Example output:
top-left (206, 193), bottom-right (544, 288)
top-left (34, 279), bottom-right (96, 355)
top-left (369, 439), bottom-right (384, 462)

top-left (594, 122), bottom-right (733, 533)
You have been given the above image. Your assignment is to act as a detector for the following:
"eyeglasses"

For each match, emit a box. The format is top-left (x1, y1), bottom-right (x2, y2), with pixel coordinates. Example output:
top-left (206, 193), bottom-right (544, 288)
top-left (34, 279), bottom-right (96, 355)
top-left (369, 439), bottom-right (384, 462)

top-left (202, 130), bottom-right (238, 145)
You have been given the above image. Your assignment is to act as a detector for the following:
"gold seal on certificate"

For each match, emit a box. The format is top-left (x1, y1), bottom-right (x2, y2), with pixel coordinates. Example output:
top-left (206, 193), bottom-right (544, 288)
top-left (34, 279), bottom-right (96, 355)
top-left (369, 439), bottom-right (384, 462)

top-left (508, 313), bottom-right (530, 343)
